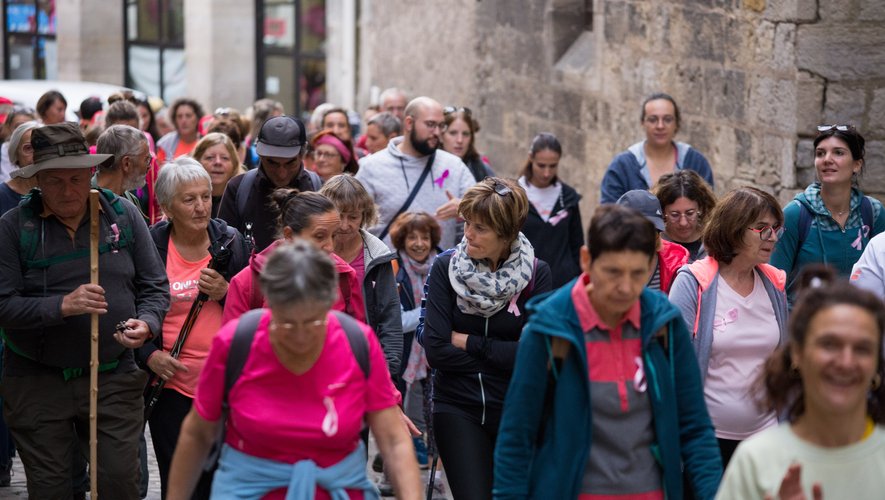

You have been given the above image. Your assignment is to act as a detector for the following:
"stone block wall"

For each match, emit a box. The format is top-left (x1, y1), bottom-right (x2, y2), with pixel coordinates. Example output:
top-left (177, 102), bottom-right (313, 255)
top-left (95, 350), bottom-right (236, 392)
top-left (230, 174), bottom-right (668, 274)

top-left (361, 0), bottom-right (885, 219)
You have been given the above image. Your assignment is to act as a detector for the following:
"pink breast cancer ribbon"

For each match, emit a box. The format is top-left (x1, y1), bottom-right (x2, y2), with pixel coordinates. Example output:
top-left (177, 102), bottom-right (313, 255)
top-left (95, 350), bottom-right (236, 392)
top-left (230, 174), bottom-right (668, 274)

top-left (507, 294), bottom-right (521, 317)
top-left (434, 169), bottom-right (449, 188)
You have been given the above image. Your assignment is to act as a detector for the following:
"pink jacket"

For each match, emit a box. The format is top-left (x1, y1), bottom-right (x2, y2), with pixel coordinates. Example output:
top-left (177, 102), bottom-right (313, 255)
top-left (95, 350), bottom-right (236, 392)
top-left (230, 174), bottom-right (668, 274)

top-left (222, 240), bottom-right (367, 324)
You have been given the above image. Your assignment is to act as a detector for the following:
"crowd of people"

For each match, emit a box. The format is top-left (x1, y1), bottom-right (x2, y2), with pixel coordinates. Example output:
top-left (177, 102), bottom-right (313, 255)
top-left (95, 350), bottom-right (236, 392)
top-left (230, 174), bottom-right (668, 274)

top-left (0, 85), bottom-right (882, 500)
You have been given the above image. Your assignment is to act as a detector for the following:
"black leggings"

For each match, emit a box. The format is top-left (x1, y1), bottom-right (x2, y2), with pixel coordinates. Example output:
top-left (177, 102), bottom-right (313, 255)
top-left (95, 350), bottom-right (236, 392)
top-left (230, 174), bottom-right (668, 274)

top-left (432, 412), bottom-right (498, 500)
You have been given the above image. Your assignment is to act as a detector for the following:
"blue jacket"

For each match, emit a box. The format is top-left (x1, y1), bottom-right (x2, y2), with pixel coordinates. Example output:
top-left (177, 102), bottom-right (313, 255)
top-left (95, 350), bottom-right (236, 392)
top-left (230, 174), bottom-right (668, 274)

top-left (211, 442), bottom-right (378, 500)
top-left (771, 183), bottom-right (885, 305)
top-left (493, 280), bottom-right (722, 500)
top-left (600, 140), bottom-right (714, 204)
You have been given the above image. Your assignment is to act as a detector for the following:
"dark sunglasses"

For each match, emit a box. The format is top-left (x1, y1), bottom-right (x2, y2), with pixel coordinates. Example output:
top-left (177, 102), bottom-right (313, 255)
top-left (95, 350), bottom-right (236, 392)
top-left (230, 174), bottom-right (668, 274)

top-left (443, 106), bottom-right (472, 116)
top-left (493, 181), bottom-right (512, 197)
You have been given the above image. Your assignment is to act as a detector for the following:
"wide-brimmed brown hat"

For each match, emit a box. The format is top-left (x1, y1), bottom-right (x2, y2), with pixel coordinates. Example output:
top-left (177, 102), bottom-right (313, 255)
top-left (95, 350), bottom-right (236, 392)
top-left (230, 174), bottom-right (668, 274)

top-left (13, 122), bottom-right (113, 179)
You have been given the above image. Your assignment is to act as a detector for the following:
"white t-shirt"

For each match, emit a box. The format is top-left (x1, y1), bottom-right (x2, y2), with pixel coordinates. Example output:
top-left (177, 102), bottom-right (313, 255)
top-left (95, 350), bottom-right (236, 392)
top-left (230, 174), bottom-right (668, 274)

top-left (704, 273), bottom-right (779, 440)
top-left (851, 231), bottom-right (885, 301)
top-left (717, 424), bottom-right (885, 500)
top-left (519, 176), bottom-right (561, 222)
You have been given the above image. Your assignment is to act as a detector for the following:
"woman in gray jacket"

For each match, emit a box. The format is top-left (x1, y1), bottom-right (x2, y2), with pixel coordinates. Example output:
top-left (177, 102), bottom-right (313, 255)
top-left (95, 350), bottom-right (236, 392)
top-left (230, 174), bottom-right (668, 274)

top-left (320, 174), bottom-right (403, 376)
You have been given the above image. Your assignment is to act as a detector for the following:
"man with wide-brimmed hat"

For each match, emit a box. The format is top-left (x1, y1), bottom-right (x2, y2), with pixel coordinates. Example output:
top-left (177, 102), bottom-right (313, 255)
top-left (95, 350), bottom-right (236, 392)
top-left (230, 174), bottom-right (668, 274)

top-left (0, 122), bottom-right (169, 498)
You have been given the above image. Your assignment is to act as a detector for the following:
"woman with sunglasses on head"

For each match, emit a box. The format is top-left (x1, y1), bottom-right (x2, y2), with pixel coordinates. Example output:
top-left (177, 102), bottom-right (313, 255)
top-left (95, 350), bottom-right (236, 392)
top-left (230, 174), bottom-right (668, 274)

top-left (518, 133), bottom-right (583, 288)
top-left (601, 92), bottom-right (714, 203)
top-left (716, 266), bottom-right (885, 500)
top-left (652, 169), bottom-right (718, 263)
top-left (771, 125), bottom-right (885, 306)
top-left (423, 177), bottom-right (552, 500)
top-left (441, 106), bottom-right (494, 182)
top-left (669, 187), bottom-right (789, 470)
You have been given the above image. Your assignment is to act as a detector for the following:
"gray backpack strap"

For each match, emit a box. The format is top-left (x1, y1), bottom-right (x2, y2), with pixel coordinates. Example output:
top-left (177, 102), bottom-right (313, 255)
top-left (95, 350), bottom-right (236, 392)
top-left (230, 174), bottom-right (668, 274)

top-left (331, 311), bottom-right (369, 379)
top-left (236, 169), bottom-right (259, 216)
top-left (307, 169), bottom-right (323, 191)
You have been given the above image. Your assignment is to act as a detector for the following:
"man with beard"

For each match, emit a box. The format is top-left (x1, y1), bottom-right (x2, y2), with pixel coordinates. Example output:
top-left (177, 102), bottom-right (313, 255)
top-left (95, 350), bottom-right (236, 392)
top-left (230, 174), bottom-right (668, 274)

top-left (95, 124), bottom-right (152, 223)
top-left (356, 96), bottom-right (475, 249)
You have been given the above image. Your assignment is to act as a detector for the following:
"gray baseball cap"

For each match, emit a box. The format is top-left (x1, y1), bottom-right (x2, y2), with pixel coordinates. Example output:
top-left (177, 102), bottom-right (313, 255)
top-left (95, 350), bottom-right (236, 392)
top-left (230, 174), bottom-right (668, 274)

top-left (616, 189), bottom-right (665, 232)
top-left (255, 115), bottom-right (306, 158)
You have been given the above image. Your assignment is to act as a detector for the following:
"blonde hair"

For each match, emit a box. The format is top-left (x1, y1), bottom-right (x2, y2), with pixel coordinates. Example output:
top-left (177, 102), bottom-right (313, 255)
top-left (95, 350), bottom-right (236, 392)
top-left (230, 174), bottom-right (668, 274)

top-left (458, 177), bottom-right (528, 243)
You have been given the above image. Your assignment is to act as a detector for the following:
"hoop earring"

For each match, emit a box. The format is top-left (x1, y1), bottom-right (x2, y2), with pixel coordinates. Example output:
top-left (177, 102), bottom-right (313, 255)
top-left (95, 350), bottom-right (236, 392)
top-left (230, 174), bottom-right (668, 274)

top-left (872, 374), bottom-right (881, 391)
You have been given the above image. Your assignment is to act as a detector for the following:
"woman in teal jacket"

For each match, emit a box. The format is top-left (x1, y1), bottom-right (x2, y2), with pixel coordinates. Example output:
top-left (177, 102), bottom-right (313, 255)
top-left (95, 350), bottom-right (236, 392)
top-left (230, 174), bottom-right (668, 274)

top-left (771, 125), bottom-right (885, 305)
top-left (494, 205), bottom-right (721, 500)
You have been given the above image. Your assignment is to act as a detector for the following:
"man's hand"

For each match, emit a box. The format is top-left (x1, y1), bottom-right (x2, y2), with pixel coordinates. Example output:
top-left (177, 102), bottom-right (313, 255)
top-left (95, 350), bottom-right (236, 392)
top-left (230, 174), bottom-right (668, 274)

top-left (61, 284), bottom-right (108, 317)
top-left (434, 190), bottom-right (460, 220)
top-left (114, 318), bottom-right (152, 349)
top-left (197, 268), bottom-right (228, 302)
top-left (147, 351), bottom-right (189, 382)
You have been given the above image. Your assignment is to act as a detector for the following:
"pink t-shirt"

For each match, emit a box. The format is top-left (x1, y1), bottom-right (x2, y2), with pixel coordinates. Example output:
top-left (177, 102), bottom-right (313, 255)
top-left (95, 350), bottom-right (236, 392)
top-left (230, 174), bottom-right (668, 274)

top-left (161, 239), bottom-right (223, 397)
top-left (704, 273), bottom-right (779, 440)
top-left (350, 250), bottom-right (366, 286)
top-left (194, 310), bottom-right (399, 500)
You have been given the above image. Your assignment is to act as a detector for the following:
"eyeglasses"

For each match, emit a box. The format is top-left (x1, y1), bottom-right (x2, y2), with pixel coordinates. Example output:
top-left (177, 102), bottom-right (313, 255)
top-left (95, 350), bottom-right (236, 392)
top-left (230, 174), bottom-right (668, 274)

top-left (665, 210), bottom-right (700, 222)
top-left (270, 318), bottom-right (327, 333)
top-left (747, 224), bottom-right (785, 241)
top-left (443, 106), bottom-right (472, 116)
top-left (493, 181), bottom-right (512, 197)
top-left (313, 151), bottom-right (339, 160)
top-left (817, 124), bottom-right (853, 132)
top-left (423, 121), bottom-right (447, 132)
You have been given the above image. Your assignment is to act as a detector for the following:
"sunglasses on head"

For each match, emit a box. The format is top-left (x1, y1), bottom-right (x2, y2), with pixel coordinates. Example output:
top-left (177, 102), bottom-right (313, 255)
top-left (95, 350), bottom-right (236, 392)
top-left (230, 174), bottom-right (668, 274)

top-left (493, 181), bottom-right (512, 197)
top-left (443, 106), bottom-right (472, 116)
top-left (817, 124), bottom-right (853, 132)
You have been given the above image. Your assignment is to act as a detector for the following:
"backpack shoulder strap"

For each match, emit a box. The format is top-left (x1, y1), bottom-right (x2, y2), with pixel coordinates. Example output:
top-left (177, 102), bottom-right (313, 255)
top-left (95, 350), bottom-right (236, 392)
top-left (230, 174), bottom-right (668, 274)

top-left (236, 169), bottom-right (259, 217)
top-left (797, 202), bottom-right (812, 247)
top-left (224, 309), bottom-right (263, 405)
top-left (861, 196), bottom-right (874, 230)
top-left (331, 311), bottom-right (369, 379)
top-left (307, 169), bottom-right (322, 191)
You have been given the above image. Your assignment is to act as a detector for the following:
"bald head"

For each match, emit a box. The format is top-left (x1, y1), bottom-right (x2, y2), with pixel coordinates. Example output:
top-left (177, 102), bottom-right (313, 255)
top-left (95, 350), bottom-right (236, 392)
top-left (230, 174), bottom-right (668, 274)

top-left (404, 97), bottom-right (441, 121)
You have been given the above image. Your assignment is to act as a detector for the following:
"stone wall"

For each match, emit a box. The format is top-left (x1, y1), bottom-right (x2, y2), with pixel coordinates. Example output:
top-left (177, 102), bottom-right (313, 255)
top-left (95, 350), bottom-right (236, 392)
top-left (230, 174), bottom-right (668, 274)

top-left (361, 0), bottom-right (885, 220)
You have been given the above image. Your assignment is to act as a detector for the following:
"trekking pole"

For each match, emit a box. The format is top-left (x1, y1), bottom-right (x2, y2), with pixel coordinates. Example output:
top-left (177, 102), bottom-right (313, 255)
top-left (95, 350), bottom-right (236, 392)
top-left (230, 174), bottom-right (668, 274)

top-left (88, 189), bottom-right (100, 499)
top-left (143, 235), bottom-right (233, 422)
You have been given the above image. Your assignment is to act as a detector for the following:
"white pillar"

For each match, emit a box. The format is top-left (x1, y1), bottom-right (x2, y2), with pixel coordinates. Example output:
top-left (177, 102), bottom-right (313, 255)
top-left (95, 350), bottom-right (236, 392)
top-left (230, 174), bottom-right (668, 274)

top-left (56, 0), bottom-right (125, 84)
top-left (326, 0), bottom-right (356, 110)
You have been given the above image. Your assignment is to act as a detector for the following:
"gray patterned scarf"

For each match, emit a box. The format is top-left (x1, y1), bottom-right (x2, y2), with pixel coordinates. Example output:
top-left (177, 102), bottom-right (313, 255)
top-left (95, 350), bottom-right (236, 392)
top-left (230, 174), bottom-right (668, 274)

top-left (448, 232), bottom-right (535, 317)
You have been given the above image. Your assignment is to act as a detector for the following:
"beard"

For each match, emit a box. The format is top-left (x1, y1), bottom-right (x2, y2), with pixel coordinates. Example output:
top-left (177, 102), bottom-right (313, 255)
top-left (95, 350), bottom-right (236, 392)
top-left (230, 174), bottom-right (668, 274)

top-left (409, 127), bottom-right (437, 156)
top-left (122, 171), bottom-right (147, 192)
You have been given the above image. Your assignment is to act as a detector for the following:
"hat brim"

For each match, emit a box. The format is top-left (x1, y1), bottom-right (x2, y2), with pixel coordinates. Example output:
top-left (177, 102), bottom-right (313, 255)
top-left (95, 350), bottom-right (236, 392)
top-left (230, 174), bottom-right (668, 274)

top-left (255, 142), bottom-right (302, 159)
top-left (13, 154), bottom-right (114, 179)
top-left (648, 217), bottom-right (666, 232)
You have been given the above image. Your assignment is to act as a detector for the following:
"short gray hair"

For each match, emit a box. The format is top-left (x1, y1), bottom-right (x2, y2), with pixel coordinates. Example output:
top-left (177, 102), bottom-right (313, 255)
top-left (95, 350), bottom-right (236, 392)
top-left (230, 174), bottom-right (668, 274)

top-left (7, 121), bottom-right (40, 167)
top-left (379, 87), bottom-right (407, 106)
top-left (154, 156), bottom-right (211, 208)
top-left (259, 240), bottom-right (338, 308)
top-left (367, 112), bottom-right (401, 137)
top-left (96, 124), bottom-right (147, 171)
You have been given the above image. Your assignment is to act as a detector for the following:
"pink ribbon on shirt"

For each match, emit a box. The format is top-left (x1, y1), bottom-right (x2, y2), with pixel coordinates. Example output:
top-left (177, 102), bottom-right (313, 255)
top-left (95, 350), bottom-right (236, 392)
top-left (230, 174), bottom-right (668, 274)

top-left (852, 225), bottom-right (871, 251)
top-left (321, 396), bottom-right (338, 437)
top-left (633, 356), bottom-right (647, 393)
top-left (548, 210), bottom-right (569, 226)
top-left (434, 169), bottom-right (449, 188)
top-left (507, 294), bottom-right (521, 317)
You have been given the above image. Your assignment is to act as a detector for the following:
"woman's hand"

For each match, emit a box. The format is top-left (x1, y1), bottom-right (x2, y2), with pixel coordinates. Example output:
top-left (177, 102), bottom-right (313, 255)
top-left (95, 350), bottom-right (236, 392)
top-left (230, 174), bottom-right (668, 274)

top-left (763, 463), bottom-right (823, 500)
top-left (451, 331), bottom-right (469, 350)
top-left (198, 268), bottom-right (228, 302)
top-left (147, 351), bottom-right (189, 382)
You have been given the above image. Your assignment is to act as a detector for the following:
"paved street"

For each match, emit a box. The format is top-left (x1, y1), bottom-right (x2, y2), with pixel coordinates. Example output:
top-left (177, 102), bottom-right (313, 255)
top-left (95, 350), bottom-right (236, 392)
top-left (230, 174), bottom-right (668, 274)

top-left (0, 429), bottom-right (451, 499)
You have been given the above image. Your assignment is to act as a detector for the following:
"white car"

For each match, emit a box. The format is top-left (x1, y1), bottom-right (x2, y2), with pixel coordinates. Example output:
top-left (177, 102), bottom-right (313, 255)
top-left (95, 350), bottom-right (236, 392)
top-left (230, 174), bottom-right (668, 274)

top-left (0, 80), bottom-right (146, 122)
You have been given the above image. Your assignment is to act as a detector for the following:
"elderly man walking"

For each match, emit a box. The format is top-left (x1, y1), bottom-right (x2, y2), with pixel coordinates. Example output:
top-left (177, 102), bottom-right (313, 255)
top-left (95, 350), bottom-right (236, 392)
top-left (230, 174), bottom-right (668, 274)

top-left (0, 123), bottom-right (169, 499)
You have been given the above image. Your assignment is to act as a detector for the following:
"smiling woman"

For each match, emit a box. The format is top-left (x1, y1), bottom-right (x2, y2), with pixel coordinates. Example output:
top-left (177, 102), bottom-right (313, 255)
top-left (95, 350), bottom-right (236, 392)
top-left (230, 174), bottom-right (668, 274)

top-left (716, 266), bottom-right (885, 499)
top-left (771, 125), bottom-right (885, 307)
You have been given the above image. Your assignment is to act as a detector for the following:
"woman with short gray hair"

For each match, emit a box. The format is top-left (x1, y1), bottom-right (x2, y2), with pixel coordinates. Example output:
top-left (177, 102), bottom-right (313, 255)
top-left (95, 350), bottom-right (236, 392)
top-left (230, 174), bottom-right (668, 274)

top-left (0, 121), bottom-right (40, 214)
top-left (167, 240), bottom-right (422, 499)
top-left (138, 156), bottom-right (250, 498)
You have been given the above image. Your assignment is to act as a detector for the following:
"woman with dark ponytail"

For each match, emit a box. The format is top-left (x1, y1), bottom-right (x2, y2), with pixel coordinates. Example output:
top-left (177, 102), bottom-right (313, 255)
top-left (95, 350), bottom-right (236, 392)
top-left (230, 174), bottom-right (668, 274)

top-left (221, 188), bottom-right (365, 323)
top-left (717, 265), bottom-right (885, 499)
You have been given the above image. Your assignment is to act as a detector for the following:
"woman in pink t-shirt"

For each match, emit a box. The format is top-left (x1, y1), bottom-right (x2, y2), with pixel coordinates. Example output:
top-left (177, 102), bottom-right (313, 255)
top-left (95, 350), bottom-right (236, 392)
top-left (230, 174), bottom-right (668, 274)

top-left (669, 187), bottom-right (789, 468)
top-left (166, 241), bottom-right (421, 500)
top-left (140, 158), bottom-right (250, 498)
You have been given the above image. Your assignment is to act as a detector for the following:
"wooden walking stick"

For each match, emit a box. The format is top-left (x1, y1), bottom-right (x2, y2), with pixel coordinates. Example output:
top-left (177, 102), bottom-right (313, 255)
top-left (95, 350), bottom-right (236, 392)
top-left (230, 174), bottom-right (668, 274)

top-left (89, 189), bottom-right (100, 499)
